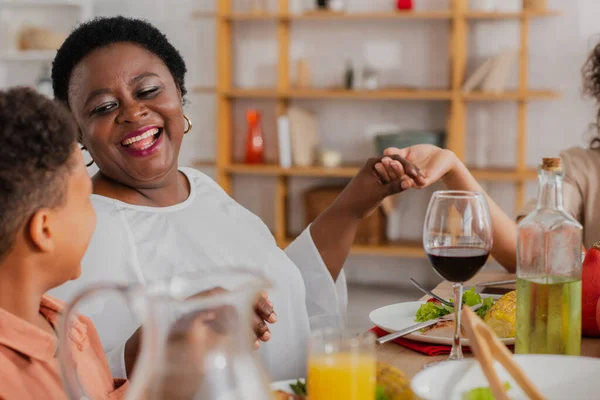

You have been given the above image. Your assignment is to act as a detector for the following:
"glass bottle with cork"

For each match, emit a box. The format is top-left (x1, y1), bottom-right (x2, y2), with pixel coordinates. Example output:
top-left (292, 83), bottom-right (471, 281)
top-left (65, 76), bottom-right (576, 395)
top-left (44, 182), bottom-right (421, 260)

top-left (515, 157), bottom-right (583, 355)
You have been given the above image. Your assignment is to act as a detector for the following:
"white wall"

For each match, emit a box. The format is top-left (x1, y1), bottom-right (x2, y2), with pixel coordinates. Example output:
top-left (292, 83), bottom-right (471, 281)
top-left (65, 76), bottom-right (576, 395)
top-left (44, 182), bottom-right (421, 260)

top-left (1, 0), bottom-right (598, 287)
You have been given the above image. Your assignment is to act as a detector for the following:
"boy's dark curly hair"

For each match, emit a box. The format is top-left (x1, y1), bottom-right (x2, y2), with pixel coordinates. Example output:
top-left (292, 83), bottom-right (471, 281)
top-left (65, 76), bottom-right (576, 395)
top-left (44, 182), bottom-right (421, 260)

top-left (51, 16), bottom-right (187, 106)
top-left (583, 42), bottom-right (600, 149)
top-left (0, 87), bottom-right (78, 261)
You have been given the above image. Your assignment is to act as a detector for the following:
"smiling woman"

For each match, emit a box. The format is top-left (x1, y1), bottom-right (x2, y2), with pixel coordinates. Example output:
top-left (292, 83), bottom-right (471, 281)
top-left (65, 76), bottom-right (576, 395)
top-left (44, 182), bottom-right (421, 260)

top-left (47, 16), bottom-right (425, 382)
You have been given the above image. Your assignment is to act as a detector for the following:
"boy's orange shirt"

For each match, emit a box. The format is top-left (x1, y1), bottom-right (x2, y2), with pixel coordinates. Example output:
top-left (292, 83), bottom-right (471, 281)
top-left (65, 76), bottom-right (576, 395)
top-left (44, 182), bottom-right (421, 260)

top-left (0, 295), bottom-right (128, 400)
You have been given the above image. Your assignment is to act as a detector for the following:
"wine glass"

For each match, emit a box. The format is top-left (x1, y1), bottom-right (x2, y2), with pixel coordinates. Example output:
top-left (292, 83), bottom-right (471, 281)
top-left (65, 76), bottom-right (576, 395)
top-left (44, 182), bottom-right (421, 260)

top-left (423, 190), bottom-right (492, 360)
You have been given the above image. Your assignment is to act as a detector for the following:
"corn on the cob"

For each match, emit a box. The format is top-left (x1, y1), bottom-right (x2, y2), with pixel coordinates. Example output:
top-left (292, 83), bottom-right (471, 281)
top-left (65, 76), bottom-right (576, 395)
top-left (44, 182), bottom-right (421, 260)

top-left (484, 291), bottom-right (517, 338)
top-left (376, 361), bottom-right (414, 400)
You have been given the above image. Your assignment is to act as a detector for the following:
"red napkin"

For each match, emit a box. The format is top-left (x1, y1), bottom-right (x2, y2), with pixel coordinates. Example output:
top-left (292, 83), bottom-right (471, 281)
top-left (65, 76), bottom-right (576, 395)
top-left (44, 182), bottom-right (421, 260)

top-left (372, 327), bottom-right (514, 356)
top-left (371, 326), bottom-right (472, 356)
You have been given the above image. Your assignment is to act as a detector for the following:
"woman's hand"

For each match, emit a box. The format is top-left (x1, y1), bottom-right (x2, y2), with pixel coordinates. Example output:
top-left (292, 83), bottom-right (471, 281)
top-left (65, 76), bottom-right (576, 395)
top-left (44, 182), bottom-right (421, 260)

top-left (383, 144), bottom-right (460, 189)
top-left (191, 288), bottom-right (276, 348)
top-left (309, 154), bottom-right (424, 281)
top-left (384, 144), bottom-right (519, 272)
top-left (253, 291), bottom-right (277, 349)
top-left (334, 154), bottom-right (425, 220)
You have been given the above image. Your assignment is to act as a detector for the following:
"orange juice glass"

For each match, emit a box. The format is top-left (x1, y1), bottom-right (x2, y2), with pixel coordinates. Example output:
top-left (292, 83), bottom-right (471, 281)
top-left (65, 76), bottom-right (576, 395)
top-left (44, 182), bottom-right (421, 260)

top-left (308, 329), bottom-right (376, 400)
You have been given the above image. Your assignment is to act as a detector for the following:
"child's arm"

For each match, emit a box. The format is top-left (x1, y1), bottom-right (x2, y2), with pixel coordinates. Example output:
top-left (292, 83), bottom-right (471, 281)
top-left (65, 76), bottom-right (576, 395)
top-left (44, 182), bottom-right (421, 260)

top-left (383, 145), bottom-right (517, 272)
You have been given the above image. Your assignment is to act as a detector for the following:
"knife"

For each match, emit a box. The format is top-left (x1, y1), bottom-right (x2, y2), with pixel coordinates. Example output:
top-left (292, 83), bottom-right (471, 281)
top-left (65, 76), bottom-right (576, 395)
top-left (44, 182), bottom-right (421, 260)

top-left (376, 303), bottom-right (482, 345)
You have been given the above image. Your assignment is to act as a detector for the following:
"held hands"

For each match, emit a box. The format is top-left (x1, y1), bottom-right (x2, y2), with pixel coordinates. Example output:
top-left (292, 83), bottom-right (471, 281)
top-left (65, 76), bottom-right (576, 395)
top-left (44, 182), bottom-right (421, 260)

top-left (383, 144), bottom-right (460, 189)
top-left (334, 154), bottom-right (425, 219)
top-left (334, 145), bottom-right (461, 220)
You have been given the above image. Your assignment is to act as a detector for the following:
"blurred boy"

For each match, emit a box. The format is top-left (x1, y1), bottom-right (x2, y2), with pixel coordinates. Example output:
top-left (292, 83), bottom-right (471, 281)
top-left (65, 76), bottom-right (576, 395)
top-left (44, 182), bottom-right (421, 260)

top-left (0, 87), bottom-right (127, 399)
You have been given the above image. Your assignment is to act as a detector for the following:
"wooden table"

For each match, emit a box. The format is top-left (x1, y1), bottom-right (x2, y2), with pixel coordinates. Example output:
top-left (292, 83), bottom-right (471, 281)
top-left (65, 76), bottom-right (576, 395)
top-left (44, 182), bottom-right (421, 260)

top-left (377, 271), bottom-right (600, 379)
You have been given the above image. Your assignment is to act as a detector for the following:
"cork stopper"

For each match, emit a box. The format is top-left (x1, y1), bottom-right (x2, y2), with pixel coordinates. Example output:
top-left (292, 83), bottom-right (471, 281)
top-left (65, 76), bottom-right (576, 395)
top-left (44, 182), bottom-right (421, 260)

top-left (541, 157), bottom-right (563, 172)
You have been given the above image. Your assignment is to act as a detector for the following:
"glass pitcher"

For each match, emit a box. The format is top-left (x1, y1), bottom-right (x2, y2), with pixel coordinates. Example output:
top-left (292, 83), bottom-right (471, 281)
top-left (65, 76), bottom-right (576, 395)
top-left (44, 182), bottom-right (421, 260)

top-left (58, 269), bottom-right (274, 400)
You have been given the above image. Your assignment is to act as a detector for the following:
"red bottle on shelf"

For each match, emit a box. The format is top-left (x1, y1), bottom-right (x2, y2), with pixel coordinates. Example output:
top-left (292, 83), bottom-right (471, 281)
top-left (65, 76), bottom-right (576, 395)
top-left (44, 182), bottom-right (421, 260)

top-left (396, 0), bottom-right (413, 10)
top-left (244, 109), bottom-right (265, 164)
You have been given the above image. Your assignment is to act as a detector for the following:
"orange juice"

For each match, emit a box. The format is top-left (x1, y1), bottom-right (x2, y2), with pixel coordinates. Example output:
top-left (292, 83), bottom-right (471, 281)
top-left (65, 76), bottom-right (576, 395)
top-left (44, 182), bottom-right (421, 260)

top-left (308, 353), bottom-right (376, 400)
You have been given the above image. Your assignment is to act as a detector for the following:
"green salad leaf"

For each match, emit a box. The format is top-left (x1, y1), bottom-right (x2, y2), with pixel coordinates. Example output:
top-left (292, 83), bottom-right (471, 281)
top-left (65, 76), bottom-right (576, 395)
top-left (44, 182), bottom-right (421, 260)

top-left (289, 379), bottom-right (307, 396)
top-left (462, 382), bottom-right (511, 400)
top-left (476, 296), bottom-right (495, 319)
top-left (463, 287), bottom-right (483, 307)
top-left (415, 287), bottom-right (494, 322)
top-left (415, 301), bottom-right (450, 322)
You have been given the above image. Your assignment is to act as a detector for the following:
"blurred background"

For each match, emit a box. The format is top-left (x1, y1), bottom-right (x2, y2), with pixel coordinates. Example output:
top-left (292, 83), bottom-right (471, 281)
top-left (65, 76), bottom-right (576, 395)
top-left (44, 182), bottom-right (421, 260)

top-left (0, 0), bottom-right (596, 332)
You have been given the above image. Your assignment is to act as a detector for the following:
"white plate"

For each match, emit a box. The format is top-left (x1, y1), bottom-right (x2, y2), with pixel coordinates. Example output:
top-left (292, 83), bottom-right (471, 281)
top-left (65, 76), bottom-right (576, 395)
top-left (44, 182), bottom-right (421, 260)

top-left (369, 295), bottom-right (515, 346)
top-left (411, 354), bottom-right (600, 400)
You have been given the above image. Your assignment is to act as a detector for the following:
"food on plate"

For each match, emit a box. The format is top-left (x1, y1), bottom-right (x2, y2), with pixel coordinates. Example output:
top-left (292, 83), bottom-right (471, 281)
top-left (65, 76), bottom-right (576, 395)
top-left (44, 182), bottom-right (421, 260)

top-left (375, 361), bottom-right (413, 400)
top-left (484, 291), bottom-right (516, 339)
top-left (289, 379), bottom-right (307, 396)
top-left (462, 307), bottom-right (544, 400)
top-left (273, 390), bottom-right (304, 400)
top-left (582, 241), bottom-right (600, 336)
top-left (462, 382), bottom-right (511, 400)
top-left (415, 288), bottom-right (494, 323)
top-left (414, 288), bottom-right (516, 338)
top-left (421, 320), bottom-right (464, 338)
top-left (272, 362), bottom-right (413, 400)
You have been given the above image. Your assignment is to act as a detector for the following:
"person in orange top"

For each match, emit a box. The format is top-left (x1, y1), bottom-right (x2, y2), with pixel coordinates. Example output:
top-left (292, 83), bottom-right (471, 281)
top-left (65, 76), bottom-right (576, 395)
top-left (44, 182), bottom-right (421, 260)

top-left (0, 87), bottom-right (127, 400)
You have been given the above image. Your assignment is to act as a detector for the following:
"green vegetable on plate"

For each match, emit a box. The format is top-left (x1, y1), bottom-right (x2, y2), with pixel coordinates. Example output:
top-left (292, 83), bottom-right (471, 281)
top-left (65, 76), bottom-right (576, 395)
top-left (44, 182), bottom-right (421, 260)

top-left (415, 288), bottom-right (493, 323)
top-left (462, 382), bottom-right (511, 400)
top-left (289, 379), bottom-right (307, 396)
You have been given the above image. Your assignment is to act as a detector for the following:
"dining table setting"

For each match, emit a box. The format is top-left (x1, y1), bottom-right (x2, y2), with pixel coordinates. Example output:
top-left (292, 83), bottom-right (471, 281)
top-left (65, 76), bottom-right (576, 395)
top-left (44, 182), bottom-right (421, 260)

top-left (63, 160), bottom-right (600, 400)
top-left (376, 271), bottom-right (600, 391)
top-left (273, 163), bottom-right (600, 400)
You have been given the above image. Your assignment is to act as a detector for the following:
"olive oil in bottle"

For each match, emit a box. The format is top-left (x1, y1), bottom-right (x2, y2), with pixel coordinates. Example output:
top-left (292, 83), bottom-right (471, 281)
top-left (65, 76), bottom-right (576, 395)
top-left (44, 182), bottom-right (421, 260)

top-left (516, 276), bottom-right (581, 355)
top-left (515, 158), bottom-right (583, 356)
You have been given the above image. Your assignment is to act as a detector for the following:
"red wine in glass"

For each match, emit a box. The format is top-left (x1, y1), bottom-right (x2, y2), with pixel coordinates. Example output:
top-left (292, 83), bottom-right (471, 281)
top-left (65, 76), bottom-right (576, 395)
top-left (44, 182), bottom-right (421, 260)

top-left (426, 246), bottom-right (490, 283)
top-left (423, 190), bottom-right (493, 361)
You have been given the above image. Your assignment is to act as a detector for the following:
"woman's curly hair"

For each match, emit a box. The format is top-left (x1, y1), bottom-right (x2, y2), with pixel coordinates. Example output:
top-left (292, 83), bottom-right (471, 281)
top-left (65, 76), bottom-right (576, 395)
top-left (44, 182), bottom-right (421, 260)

top-left (52, 16), bottom-right (188, 107)
top-left (582, 42), bottom-right (600, 149)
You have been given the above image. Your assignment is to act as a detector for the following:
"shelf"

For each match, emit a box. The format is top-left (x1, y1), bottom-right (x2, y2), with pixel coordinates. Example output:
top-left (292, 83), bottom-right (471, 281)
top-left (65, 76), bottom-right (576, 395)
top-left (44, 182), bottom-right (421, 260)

top-left (464, 10), bottom-right (561, 19)
top-left (225, 88), bottom-right (452, 101)
top-left (462, 90), bottom-right (560, 101)
top-left (196, 11), bottom-right (454, 21)
top-left (293, 11), bottom-right (453, 20)
top-left (291, 88), bottom-right (452, 100)
top-left (284, 237), bottom-right (425, 258)
top-left (227, 164), bottom-right (358, 178)
top-left (0, 50), bottom-right (56, 61)
top-left (223, 88), bottom-right (558, 101)
top-left (193, 10), bottom-right (559, 21)
top-left (225, 88), bottom-right (281, 98)
top-left (226, 164), bottom-right (538, 181)
top-left (0, 0), bottom-right (82, 6)
top-left (226, 12), bottom-right (278, 21)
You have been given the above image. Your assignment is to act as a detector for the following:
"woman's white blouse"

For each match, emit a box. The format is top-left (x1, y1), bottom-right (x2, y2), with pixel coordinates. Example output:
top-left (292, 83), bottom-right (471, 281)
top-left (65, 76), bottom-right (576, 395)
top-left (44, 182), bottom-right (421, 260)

top-left (49, 168), bottom-right (347, 381)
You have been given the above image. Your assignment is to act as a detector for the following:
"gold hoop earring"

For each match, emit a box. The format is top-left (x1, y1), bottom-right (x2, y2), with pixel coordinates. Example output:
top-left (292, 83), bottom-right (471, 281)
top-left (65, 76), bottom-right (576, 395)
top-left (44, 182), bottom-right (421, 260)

top-left (80, 145), bottom-right (95, 167)
top-left (183, 114), bottom-right (192, 135)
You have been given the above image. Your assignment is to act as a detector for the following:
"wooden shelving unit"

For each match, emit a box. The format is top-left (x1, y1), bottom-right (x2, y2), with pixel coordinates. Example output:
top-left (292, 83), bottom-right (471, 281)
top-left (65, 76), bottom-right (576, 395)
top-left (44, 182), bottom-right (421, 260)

top-left (204, 0), bottom-right (560, 256)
